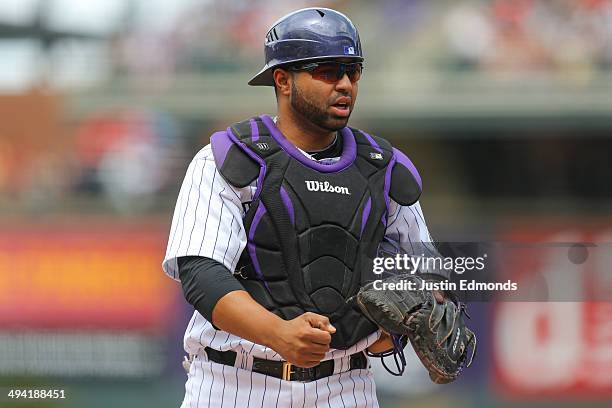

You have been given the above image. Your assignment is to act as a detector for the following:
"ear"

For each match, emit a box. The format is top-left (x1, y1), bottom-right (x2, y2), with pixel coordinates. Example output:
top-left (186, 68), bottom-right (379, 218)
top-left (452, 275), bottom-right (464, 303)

top-left (273, 68), bottom-right (292, 97)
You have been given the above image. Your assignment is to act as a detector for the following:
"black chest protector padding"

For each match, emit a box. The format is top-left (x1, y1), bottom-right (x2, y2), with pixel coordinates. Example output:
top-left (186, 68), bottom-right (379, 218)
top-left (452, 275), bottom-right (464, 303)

top-left (349, 130), bottom-right (422, 206)
top-left (210, 118), bottom-right (423, 349)
top-left (218, 143), bottom-right (259, 187)
top-left (388, 147), bottom-right (422, 206)
top-left (210, 124), bottom-right (264, 188)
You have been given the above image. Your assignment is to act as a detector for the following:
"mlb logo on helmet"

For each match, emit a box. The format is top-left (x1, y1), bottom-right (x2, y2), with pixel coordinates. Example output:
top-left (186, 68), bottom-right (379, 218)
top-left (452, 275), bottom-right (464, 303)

top-left (344, 46), bottom-right (355, 55)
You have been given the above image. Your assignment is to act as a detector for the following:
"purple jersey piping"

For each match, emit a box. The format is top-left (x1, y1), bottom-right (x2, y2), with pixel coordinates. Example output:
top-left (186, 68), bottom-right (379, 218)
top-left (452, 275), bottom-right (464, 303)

top-left (260, 114), bottom-right (356, 173)
top-left (279, 185), bottom-right (295, 225)
top-left (360, 130), bottom-right (383, 154)
top-left (247, 202), bottom-right (270, 292)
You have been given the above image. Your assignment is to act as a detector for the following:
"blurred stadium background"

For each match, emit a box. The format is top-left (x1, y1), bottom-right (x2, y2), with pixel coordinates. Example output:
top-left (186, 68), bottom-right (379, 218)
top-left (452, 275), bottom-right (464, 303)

top-left (0, 0), bottom-right (611, 407)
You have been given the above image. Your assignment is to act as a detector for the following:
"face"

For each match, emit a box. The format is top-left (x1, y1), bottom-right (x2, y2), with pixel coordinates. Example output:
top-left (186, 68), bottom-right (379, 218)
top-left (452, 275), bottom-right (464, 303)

top-left (288, 60), bottom-right (360, 131)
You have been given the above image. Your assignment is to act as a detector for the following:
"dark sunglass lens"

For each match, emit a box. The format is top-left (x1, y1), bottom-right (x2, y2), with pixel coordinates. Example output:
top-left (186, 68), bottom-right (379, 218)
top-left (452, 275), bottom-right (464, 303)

top-left (309, 63), bottom-right (362, 83)
top-left (345, 65), bottom-right (362, 82)
top-left (311, 64), bottom-right (340, 82)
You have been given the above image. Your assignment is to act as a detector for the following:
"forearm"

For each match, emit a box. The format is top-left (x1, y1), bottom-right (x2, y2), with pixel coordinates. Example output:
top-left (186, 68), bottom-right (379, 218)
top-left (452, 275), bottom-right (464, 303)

top-left (212, 290), bottom-right (284, 348)
top-left (177, 257), bottom-right (335, 366)
top-left (177, 256), bottom-right (284, 348)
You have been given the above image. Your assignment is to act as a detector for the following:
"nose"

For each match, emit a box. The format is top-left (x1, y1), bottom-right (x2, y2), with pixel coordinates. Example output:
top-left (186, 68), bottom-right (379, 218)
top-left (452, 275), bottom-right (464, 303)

top-left (335, 73), bottom-right (353, 92)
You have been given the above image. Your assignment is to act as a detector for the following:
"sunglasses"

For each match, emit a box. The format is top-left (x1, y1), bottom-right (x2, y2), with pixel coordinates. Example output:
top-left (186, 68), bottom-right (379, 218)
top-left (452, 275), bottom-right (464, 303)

top-left (288, 61), bottom-right (364, 83)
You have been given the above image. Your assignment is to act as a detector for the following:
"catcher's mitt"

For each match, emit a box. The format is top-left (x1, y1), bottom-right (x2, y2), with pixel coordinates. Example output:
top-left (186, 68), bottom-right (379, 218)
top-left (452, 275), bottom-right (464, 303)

top-left (354, 274), bottom-right (476, 384)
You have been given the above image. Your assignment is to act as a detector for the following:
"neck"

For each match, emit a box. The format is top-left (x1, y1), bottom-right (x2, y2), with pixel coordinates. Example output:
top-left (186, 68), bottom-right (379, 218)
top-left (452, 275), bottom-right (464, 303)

top-left (275, 106), bottom-right (337, 151)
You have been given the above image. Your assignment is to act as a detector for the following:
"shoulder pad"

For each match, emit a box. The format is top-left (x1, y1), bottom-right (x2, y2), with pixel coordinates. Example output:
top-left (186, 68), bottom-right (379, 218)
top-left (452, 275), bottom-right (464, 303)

top-left (350, 127), bottom-right (393, 167)
top-left (389, 147), bottom-right (422, 206)
top-left (350, 128), bottom-right (392, 151)
top-left (230, 117), bottom-right (281, 159)
top-left (210, 130), bottom-right (260, 188)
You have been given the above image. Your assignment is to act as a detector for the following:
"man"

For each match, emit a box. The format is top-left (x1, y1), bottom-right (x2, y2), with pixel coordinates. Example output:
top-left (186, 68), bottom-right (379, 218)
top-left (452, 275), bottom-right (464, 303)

top-left (163, 7), bottom-right (446, 407)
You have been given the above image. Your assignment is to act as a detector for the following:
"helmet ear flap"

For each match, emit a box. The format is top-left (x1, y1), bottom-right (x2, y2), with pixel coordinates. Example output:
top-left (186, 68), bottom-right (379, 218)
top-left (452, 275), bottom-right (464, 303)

top-left (248, 7), bottom-right (363, 86)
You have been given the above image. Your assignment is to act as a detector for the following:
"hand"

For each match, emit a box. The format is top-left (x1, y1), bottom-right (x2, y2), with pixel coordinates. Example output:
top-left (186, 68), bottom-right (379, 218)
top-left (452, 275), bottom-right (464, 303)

top-left (367, 332), bottom-right (394, 354)
top-left (267, 312), bottom-right (336, 368)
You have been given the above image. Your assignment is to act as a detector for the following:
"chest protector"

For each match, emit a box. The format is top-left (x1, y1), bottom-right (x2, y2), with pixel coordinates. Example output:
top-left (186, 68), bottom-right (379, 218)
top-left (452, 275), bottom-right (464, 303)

top-left (211, 115), bottom-right (422, 349)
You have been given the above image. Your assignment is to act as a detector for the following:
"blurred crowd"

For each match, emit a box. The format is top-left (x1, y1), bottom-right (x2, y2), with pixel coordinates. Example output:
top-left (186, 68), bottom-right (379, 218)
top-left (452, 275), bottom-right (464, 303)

top-left (112, 0), bottom-right (318, 76)
top-left (443, 0), bottom-right (612, 75)
top-left (3, 0), bottom-right (612, 84)
top-left (0, 92), bottom-right (189, 215)
top-left (108, 0), bottom-right (612, 77)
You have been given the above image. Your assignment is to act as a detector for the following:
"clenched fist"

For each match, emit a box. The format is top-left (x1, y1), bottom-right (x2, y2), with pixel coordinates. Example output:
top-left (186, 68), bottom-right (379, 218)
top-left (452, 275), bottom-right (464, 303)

top-left (267, 312), bottom-right (336, 368)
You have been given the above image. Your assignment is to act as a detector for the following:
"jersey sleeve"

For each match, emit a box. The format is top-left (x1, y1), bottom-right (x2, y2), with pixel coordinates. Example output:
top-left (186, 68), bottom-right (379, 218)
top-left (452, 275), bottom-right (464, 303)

top-left (162, 145), bottom-right (249, 281)
top-left (383, 199), bottom-right (450, 279)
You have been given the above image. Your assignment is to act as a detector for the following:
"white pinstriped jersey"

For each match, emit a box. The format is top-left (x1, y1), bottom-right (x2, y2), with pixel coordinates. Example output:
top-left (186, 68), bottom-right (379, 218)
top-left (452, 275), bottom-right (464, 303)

top-left (162, 138), bottom-right (439, 407)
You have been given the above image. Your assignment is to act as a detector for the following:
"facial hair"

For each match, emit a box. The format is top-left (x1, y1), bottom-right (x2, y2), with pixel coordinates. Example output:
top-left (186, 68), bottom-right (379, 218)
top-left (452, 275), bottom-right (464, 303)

top-left (290, 82), bottom-right (349, 131)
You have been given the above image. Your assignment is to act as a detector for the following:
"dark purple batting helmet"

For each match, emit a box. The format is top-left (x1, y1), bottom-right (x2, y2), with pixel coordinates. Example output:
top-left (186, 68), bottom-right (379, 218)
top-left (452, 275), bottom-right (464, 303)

top-left (248, 7), bottom-right (363, 86)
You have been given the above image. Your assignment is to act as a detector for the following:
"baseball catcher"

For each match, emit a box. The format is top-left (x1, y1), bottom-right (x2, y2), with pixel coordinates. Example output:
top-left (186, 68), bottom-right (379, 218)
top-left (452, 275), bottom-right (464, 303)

top-left (354, 273), bottom-right (477, 383)
top-left (163, 6), bottom-right (471, 407)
